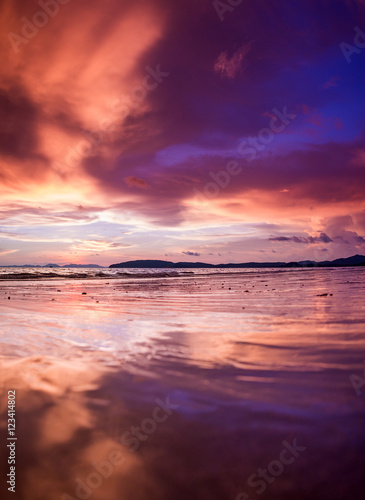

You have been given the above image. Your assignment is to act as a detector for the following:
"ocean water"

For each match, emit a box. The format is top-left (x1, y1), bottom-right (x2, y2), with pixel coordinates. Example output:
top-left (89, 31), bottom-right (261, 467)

top-left (0, 267), bottom-right (364, 500)
top-left (0, 266), bottom-right (277, 279)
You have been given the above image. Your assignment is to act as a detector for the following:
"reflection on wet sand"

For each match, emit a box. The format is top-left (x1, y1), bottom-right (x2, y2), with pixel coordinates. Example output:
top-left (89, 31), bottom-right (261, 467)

top-left (0, 268), bottom-right (365, 499)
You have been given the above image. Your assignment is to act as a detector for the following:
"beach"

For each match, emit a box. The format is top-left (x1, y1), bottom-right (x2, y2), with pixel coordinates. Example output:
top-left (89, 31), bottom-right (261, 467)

top-left (0, 267), bottom-right (364, 500)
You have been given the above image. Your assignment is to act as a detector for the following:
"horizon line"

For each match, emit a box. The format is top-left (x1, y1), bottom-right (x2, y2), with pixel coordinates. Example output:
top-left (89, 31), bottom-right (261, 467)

top-left (1, 254), bottom-right (364, 268)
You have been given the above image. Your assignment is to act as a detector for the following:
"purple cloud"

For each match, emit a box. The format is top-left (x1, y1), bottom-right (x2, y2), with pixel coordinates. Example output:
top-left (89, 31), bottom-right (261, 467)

top-left (269, 233), bottom-right (333, 244)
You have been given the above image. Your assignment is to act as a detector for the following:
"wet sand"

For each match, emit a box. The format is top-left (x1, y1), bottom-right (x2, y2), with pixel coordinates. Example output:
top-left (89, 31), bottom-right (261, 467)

top-left (0, 268), bottom-right (364, 500)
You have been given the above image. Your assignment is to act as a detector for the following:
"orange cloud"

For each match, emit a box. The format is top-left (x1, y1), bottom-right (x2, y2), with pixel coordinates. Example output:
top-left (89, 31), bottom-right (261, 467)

top-left (124, 176), bottom-right (148, 189)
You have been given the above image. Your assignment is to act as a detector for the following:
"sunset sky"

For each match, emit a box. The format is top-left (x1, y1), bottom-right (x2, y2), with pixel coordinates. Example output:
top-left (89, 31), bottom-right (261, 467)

top-left (0, 0), bottom-right (365, 265)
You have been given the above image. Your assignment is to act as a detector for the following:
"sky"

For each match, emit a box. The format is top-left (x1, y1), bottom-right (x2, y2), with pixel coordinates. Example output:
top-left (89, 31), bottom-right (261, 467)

top-left (0, 0), bottom-right (365, 266)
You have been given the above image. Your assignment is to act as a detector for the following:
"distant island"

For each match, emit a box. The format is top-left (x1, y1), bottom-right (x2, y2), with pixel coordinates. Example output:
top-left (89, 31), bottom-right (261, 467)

top-left (110, 255), bottom-right (365, 268)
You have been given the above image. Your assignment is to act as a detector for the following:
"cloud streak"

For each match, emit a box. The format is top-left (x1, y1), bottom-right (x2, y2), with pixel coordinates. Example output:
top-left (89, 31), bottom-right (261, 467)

top-left (269, 233), bottom-right (333, 244)
top-left (182, 251), bottom-right (201, 257)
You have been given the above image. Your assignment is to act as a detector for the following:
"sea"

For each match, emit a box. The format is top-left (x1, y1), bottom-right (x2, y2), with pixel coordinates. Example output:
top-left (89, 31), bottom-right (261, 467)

top-left (0, 267), bottom-right (364, 500)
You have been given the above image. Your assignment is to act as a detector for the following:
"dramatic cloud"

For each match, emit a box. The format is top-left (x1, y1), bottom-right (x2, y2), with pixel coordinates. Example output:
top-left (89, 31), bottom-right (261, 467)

top-left (322, 215), bottom-right (365, 248)
top-left (0, 0), bottom-right (365, 264)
